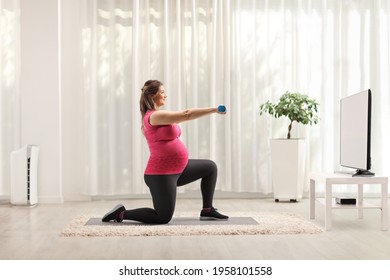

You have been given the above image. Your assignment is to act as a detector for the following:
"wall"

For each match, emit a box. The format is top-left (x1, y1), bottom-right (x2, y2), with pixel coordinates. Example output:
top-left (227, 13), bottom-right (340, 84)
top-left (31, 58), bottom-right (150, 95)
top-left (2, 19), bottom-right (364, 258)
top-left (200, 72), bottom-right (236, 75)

top-left (20, 0), bottom-right (63, 203)
top-left (60, 0), bottom-right (88, 201)
top-left (19, 0), bottom-right (89, 203)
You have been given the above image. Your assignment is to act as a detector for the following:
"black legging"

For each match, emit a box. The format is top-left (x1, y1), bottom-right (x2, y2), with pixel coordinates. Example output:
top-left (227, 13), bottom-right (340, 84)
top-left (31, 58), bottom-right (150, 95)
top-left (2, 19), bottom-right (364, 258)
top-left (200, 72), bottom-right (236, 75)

top-left (122, 159), bottom-right (217, 224)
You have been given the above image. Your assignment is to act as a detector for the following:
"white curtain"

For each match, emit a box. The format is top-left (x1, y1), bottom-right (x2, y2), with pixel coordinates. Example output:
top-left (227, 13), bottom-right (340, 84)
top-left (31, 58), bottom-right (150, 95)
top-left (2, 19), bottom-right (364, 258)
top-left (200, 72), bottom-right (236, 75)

top-left (0, 0), bottom-right (19, 197)
top-left (80, 0), bottom-right (390, 196)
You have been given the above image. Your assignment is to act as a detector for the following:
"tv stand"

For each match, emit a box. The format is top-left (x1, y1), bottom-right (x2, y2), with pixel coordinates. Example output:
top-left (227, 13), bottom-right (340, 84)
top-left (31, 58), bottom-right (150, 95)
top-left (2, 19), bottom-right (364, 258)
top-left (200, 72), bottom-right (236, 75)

top-left (353, 169), bottom-right (375, 177)
top-left (310, 172), bottom-right (388, 231)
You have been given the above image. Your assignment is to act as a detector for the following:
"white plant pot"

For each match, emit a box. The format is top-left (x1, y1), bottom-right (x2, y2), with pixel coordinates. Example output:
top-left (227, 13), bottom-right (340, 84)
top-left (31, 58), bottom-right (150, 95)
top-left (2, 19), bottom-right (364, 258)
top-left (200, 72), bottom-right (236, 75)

top-left (270, 139), bottom-right (305, 202)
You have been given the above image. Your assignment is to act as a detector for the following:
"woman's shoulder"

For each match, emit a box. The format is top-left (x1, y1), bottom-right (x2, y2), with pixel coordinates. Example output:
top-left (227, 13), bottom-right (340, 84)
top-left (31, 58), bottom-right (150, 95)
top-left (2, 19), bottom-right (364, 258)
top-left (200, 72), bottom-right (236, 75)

top-left (145, 109), bottom-right (156, 115)
top-left (144, 109), bottom-right (157, 119)
top-left (143, 110), bottom-right (155, 128)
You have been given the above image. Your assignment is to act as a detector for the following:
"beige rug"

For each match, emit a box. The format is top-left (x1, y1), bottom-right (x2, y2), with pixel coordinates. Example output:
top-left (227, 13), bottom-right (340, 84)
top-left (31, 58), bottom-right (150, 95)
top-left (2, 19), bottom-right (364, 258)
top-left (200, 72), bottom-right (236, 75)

top-left (60, 212), bottom-right (323, 237)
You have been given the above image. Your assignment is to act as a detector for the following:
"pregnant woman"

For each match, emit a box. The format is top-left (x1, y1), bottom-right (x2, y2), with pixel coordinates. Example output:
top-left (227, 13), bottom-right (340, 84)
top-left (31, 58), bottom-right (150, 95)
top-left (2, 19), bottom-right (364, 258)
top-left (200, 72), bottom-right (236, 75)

top-left (102, 80), bottom-right (228, 224)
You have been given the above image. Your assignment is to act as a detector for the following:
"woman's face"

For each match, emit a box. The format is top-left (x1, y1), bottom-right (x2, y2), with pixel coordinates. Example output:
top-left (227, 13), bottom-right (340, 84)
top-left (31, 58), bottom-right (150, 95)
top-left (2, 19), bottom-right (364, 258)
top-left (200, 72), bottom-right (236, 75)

top-left (153, 85), bottom-right (167, 108)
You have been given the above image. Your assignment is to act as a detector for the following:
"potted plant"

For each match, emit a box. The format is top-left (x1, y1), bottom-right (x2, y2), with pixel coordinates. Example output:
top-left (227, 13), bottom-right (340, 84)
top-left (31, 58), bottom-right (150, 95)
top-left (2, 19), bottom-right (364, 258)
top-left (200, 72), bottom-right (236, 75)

top-left (259, 91), bottom-right (319, 202)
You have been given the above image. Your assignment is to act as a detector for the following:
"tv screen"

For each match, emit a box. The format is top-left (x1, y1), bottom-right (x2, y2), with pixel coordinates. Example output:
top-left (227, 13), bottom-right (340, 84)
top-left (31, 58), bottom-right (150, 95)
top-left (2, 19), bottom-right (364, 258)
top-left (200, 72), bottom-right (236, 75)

top-left (339, 89), bottom-right (374, 176)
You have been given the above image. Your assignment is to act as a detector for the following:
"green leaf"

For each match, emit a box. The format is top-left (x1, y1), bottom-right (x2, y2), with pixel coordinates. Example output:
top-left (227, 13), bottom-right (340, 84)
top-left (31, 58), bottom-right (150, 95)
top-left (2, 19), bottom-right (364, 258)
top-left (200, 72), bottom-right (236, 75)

top-left (259, 91), bottom-right (320, 138)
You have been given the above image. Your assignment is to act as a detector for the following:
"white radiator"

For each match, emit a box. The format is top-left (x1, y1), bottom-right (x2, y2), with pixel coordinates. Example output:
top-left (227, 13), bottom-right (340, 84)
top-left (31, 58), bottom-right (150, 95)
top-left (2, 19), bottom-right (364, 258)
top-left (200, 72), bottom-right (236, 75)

top-left (10, 145), bottom-right (40, 206)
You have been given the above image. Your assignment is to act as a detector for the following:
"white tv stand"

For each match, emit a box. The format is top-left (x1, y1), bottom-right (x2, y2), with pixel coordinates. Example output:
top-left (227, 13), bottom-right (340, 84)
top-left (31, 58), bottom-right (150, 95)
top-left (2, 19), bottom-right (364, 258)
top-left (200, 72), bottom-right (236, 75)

top-left (309, 172), bottom-right (388, 231)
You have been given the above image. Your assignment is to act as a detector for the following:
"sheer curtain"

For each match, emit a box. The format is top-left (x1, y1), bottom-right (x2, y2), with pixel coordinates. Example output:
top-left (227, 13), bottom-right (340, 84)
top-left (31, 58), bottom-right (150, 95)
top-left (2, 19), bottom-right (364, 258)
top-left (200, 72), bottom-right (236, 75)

top-left (81, 0), bottom-right (390, 196)
top-left (0, 0), bottom-right (19, 198)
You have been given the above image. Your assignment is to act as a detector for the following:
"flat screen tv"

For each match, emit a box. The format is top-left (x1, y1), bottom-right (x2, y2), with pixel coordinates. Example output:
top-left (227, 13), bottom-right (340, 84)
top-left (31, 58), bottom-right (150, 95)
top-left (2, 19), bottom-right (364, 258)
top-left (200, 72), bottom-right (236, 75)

top-left (339, 89), bottom-right (374, 177)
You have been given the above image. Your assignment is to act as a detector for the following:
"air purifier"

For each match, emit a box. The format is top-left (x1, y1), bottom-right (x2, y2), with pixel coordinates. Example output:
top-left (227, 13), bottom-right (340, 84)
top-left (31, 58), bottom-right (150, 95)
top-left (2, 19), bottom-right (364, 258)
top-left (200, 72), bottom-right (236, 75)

top-left (10, 145), bottom-right (40, 206)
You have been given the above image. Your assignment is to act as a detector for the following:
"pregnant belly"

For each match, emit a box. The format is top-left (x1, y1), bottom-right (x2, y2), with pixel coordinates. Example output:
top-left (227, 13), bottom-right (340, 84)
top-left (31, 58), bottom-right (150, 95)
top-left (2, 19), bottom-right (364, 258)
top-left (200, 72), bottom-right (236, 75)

top-left (145, 140), bottom-right (189, 175)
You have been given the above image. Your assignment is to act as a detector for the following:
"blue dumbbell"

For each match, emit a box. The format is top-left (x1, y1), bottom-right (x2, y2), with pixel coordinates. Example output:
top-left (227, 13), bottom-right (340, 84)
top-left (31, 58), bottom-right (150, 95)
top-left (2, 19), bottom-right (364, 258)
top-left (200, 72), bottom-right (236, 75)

top-left (218, 105), bottom-right (227, 113)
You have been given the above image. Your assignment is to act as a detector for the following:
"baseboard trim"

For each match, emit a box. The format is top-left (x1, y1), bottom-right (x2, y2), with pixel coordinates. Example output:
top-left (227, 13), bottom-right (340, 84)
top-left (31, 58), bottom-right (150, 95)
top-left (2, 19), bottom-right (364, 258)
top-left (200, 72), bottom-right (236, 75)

top-left (38, 195), bottom-right (64, 204)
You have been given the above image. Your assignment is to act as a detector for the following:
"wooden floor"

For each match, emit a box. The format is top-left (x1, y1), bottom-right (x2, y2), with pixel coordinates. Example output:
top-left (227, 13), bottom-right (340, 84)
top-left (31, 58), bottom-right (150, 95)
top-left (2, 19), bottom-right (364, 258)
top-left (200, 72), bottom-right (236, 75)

top-left (0, 198), bottom-right (390, 260)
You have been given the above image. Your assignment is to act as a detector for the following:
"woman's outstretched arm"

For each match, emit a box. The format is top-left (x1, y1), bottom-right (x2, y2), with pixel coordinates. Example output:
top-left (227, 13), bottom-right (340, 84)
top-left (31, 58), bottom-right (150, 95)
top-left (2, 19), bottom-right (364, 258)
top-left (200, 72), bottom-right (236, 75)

top-left (150, 107), bottom-right (223, 126)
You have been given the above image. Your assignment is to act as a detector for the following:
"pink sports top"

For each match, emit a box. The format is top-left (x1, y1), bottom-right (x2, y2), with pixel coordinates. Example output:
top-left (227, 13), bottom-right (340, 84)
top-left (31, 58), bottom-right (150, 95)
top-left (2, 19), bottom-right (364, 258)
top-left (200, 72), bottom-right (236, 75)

top-left (143, 110), bottom-right (189, 175)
